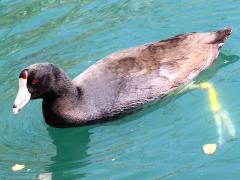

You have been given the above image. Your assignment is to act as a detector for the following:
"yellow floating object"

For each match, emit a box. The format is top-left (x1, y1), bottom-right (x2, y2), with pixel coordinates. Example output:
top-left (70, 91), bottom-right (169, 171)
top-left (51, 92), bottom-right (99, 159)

top-left (199, 82), bottom-right (236, 145)
top-left (11, 164), bottom-right (25, 171)
top-left (202, 144), bottom-right (217, 155)
top-left (199, 82), bottom-right (221, 112)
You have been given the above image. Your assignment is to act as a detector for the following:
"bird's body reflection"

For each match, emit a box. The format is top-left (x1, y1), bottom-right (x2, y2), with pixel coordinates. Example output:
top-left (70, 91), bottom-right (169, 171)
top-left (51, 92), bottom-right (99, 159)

top-left (45, 126), bottom-right (91, 179)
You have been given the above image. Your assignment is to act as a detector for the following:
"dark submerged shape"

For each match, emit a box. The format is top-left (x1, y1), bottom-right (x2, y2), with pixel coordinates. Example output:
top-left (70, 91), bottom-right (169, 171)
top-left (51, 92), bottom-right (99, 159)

top-left (14, 28), bottom-right (232, 127)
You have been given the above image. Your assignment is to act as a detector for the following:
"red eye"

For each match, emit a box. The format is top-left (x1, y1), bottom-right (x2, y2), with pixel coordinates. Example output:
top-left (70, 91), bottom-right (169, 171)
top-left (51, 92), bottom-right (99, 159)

top-left (32, 79), bottom-right (39, 85)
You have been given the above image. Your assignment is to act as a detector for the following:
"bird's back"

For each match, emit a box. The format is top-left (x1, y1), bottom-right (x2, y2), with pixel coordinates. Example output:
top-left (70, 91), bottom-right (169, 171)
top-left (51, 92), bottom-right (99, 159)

top-left (72, 28), bottom-right (231, 118)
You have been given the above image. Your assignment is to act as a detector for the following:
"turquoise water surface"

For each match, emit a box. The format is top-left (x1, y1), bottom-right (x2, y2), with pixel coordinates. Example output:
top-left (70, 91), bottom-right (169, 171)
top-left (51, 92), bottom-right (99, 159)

top-left (1, 0), bottom-right (240, 179)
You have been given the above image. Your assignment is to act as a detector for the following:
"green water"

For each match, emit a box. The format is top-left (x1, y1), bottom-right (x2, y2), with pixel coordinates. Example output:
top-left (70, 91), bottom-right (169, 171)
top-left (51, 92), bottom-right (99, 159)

top-left (1, 0), bottom-right (240, 179)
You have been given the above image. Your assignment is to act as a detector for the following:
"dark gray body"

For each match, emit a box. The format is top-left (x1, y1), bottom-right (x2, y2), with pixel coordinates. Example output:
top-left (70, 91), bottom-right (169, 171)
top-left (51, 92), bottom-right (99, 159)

top-left (40, 28), bottom-right (231, 127)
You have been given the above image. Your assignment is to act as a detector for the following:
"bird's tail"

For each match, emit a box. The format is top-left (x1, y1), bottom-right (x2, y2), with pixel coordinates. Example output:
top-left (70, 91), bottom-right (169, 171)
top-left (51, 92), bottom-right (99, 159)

top-left (210, 27), bottom-right (232, 47)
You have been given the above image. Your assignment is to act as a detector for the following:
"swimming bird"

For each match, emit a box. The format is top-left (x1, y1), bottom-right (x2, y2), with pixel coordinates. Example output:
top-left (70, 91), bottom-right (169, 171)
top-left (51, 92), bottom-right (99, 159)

top-left (13, 28), bottom-right (232, 128)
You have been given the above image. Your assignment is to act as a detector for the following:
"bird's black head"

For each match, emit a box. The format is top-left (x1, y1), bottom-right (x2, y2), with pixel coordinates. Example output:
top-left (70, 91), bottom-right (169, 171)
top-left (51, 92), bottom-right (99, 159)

top-left (13, 63), bottom-right (71, 114)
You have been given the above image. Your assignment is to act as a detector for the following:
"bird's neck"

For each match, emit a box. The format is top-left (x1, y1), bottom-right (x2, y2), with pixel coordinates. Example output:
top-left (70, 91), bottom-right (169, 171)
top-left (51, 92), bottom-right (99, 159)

top-left (44, 67), bottom-right (80, 100)
top-left (41, 84), bottom-right (82, 128)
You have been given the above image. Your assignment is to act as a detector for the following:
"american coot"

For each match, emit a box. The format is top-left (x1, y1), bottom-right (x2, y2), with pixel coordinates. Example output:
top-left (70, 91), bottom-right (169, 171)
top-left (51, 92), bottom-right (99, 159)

top-left (13, 28), bottom-right (232, 128)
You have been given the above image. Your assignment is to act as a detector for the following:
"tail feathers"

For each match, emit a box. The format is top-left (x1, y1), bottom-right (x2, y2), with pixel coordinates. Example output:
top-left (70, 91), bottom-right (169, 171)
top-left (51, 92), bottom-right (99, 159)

top-left (211, 27), bottom-right (232, 46)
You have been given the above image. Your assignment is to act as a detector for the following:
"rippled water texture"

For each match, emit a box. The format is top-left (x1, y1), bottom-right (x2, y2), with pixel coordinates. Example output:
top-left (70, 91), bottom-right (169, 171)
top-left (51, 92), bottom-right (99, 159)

top-left (1, 0), bottom-right (240, 179)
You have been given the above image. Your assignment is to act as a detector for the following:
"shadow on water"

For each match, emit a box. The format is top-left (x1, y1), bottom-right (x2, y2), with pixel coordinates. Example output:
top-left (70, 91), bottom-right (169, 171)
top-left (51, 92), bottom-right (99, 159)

top-left (44, 53), bottom-right (238, 179)
top-left (195, 53), bottom-right (239, 83)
